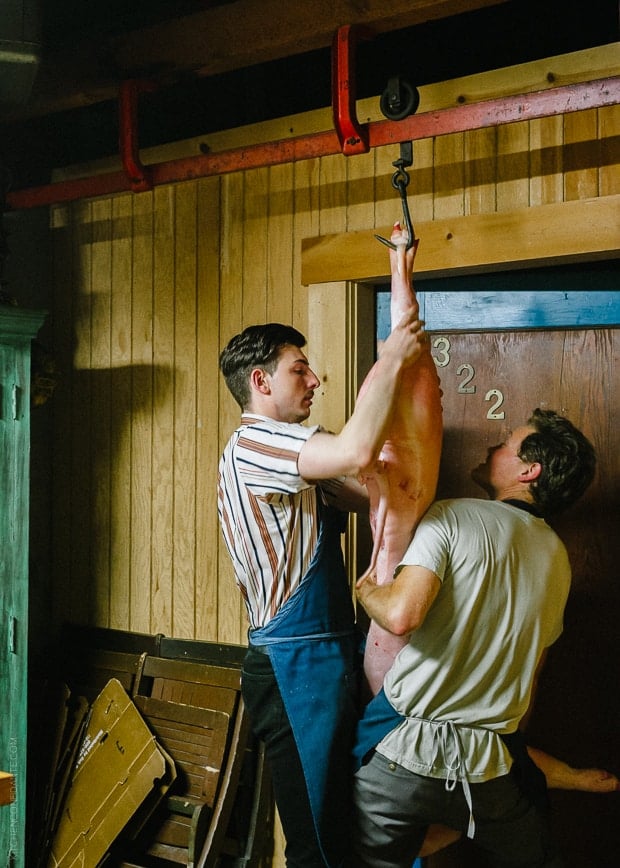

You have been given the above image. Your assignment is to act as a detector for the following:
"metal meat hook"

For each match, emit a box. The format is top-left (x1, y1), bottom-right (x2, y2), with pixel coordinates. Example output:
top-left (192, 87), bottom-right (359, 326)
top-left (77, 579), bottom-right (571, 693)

top-left (375, 141), bottom-right (416, 250)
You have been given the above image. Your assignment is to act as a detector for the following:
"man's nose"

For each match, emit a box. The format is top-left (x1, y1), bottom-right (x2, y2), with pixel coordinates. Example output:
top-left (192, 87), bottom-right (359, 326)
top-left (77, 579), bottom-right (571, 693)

top-left (307, 369), bottom-right (320, 389)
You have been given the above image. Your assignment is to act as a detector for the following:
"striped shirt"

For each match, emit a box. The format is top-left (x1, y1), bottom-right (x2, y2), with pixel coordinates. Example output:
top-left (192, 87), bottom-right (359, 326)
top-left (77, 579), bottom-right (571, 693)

top-left (217, 414), bottom-right (344, 627)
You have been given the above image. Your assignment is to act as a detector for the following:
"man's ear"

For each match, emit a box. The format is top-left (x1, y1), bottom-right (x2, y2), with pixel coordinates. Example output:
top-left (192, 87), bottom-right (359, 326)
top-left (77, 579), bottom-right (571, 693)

top-left (250, 367), bottom-right (270, 394)
top-left (519, 461), bottom-right (542, 483)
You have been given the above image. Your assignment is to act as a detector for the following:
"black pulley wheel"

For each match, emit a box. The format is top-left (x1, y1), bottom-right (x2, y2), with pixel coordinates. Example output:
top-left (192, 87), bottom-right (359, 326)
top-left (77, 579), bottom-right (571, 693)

top-left (380, 78), bottom-right (420, 121)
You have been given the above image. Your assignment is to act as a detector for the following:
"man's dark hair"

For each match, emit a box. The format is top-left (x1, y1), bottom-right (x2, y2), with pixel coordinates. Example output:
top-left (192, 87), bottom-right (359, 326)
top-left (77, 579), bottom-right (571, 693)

top-left (519, 408), bottom-right (596, 516)
top-left (219, 323), bottom-right (307, 409)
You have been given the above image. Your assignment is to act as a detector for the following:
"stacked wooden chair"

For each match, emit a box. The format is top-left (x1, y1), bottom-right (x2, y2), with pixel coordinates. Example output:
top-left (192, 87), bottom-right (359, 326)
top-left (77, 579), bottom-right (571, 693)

top-left (31, 626), bottom-right (273, 868)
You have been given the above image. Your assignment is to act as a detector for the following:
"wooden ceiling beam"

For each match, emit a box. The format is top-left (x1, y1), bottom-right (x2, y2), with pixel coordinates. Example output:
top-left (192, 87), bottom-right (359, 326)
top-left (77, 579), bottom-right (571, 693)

top-left (110, 0), bottom-right (510, 79)
top-left (6, 0), bottom-right (510, 122)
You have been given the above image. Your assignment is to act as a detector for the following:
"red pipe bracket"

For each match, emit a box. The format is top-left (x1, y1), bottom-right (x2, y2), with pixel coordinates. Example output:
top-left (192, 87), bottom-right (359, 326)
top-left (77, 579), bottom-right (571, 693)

top-left (331, 24), bottom-right (371, 156)
top-left (119, 79), bottom-right (157, 192)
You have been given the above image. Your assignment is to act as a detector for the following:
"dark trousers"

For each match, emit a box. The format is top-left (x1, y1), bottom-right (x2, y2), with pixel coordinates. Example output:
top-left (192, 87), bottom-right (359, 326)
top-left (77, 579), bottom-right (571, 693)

top-left (353, 750), bottom-right (565, 868)
top-left (241, 646), bottom-right (329, 867)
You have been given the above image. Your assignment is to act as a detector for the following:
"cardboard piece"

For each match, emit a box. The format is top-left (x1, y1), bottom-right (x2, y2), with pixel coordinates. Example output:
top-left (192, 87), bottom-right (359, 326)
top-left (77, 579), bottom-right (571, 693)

top-left (48, 678), bottom-right (175, 868)
top-left (35, 687), bottom-right (90, 865)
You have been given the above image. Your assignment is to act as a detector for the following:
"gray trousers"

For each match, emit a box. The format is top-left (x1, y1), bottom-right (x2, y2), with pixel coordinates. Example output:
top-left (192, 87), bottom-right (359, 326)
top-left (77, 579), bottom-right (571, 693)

top-left (353, 751), bottom-right (565, 868)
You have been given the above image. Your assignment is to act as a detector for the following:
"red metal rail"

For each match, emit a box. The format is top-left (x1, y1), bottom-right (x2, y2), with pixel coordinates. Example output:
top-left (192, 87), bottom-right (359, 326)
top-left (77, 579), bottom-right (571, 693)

top-left (6, 20), bottom-right (619, 212)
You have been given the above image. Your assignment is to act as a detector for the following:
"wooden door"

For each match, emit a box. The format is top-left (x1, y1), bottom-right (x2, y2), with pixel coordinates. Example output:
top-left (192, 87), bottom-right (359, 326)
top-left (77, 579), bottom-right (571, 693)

top-left (425, 326), bottom-right (619, 867)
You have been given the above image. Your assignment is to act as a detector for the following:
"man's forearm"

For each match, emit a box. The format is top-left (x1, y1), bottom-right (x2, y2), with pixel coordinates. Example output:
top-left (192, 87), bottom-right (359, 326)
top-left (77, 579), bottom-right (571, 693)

top-left (337, 352), bottom-right (406, 471)
top-left (337, 309), bottom-right (427, 471)
top-left (357, 565), bottom-right (440, 636)
top-left (299, 309), bottom-right (426, 480)
top-left (357, 576), bottom-right (396, 631)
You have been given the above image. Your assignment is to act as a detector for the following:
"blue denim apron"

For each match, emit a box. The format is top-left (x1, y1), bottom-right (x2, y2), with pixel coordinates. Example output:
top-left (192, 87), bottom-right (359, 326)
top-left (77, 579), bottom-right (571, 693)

top-left (249, 504), bottom-right (361, 867)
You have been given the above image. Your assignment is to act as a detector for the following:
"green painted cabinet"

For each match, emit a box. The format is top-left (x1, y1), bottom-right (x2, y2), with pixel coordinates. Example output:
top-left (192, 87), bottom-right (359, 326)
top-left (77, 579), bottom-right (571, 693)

top-left (0, 306), bottom-right (45, 867)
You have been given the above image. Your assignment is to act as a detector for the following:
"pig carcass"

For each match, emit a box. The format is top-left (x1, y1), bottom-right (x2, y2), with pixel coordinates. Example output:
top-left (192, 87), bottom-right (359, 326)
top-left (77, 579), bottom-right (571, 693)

top-left (359, 226), bottom-right (443, 695)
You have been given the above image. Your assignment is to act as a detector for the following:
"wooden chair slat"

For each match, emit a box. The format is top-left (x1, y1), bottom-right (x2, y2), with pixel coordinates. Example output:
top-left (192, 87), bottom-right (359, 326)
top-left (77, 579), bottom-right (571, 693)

top-left (44, 628), bottom-right (273, 867)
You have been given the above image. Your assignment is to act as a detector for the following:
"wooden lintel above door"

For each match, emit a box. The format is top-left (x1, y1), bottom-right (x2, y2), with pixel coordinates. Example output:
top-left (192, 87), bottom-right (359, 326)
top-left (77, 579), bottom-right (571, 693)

top-left (301, 195), bottom-right (620, 285)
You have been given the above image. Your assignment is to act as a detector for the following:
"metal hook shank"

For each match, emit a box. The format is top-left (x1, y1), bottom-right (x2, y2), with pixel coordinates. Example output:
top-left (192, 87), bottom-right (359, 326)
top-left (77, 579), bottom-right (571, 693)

top-left (375, 142), bottom-right (416, 250)
top-left (394, 175), bottom-right (415, 250)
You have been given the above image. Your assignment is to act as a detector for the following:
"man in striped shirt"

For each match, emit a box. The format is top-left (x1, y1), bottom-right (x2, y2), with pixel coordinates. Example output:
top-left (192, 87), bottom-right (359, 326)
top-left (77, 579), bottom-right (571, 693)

top-left (217, 311), bottom-right (427, 867)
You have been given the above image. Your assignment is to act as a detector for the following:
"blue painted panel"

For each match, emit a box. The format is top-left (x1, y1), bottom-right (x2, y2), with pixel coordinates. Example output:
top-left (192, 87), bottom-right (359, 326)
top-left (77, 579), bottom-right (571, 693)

top-left (376, 263), bottom-right (620, 336)
top-left (417, 290), bottom-right (620, 332)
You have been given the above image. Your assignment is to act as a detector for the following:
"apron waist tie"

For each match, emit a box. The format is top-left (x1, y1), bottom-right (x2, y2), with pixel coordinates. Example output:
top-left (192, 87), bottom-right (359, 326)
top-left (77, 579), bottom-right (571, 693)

top-left (438, 720), bottom-right (475, 839)
top-left (249, 628), bottom-right (355, 652)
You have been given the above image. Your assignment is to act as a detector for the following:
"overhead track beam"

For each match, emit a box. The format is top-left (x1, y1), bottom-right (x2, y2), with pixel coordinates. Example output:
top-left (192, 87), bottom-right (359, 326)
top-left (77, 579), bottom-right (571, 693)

top-left (6, 22), bottom-right (620, 212)
top-left (7, 75), bottom-right (619, 211)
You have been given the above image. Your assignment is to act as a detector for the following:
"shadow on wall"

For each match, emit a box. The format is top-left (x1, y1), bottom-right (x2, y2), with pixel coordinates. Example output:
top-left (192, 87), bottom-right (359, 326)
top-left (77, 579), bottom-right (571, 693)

top-left (48, 363), bottom-right (173, 630)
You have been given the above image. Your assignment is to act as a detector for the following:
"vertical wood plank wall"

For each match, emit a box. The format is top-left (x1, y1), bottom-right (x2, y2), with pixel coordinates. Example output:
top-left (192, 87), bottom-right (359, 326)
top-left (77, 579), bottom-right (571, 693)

top-left (48, 48), bottom-right (618, 863)
top-left (49, 47), bottom-right (618, 641)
